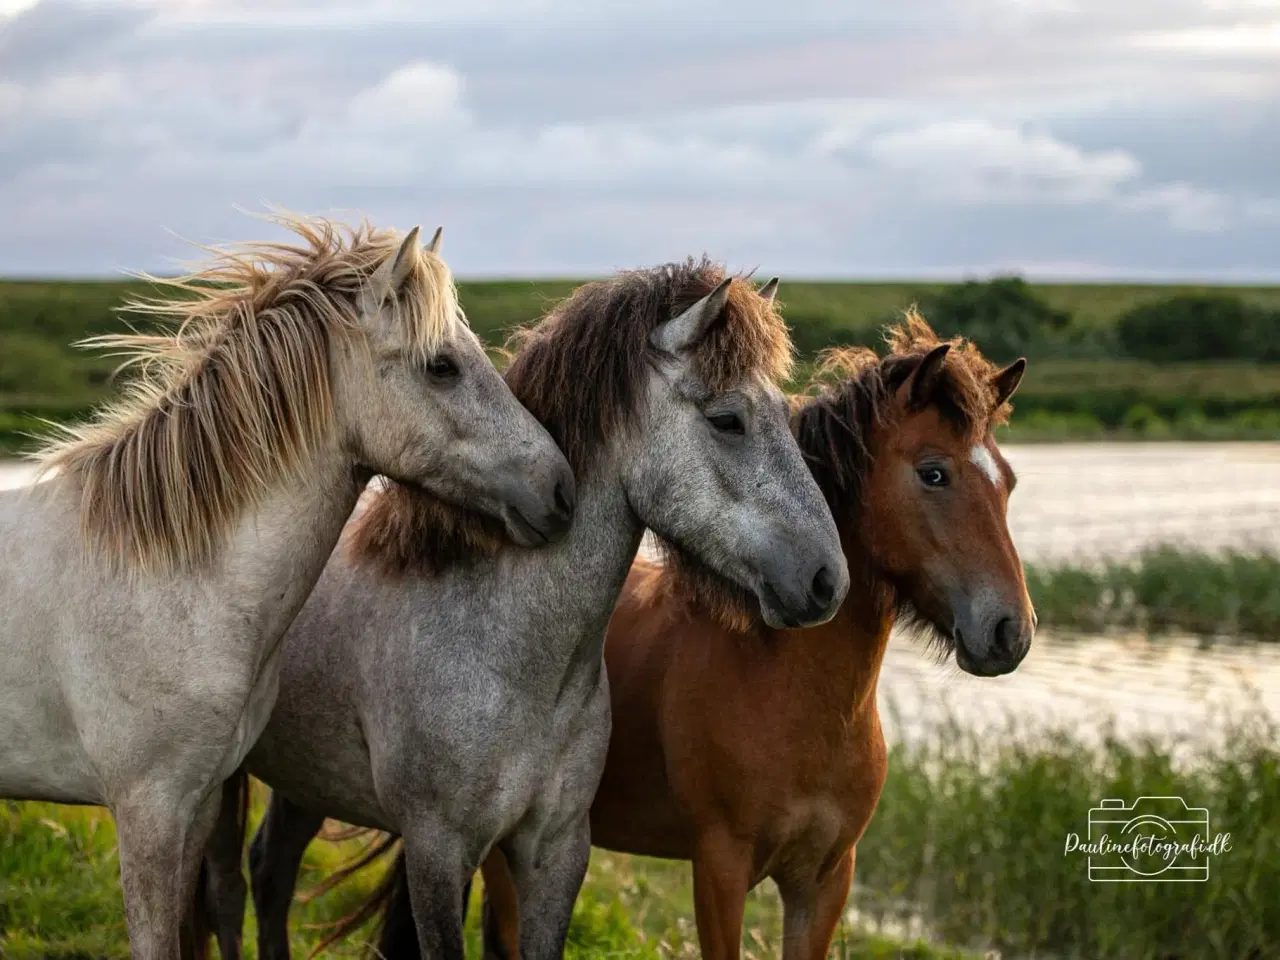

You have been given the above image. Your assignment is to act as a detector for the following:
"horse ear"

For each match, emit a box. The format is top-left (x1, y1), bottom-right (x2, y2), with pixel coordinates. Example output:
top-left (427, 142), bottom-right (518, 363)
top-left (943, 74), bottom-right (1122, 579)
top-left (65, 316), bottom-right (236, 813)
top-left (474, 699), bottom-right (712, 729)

top-left (650, 277), bottom-right (733, 355)
top-left (758, 277), bottom-right (779, 303)
top-left (992, 357), bottom-right (1027, 406)
top-left (906, 343), bottom-right (951, 409)
top-left (371, 225), bottom-right (421, 302)
top-left (426, 225), bottom-right (443, 254)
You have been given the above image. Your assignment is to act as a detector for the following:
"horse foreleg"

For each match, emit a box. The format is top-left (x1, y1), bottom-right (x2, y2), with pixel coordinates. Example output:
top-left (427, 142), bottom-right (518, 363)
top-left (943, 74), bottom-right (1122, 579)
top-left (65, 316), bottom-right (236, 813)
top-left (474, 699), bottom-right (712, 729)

top-left (248, 791), bottom-right (324, 960)
top-left (479, 848), bottom-right (522, 960)
top-left (692, 828), bottom-right (753, 960)
top-left (114, 782), bottom-right (221, 960)
top-left (778, 848), bottom-right (855, 960)
top-left (506, 816), bottom-right (591, 960)
top-left (399, 821), bottom-right (474, 960)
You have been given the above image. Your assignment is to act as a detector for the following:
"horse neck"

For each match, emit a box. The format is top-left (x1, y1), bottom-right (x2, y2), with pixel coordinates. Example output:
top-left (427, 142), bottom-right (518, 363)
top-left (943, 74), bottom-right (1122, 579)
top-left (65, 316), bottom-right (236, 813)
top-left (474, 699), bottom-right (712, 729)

top-left (776, 526), bottom-right (895, 723)
top-left (486, 452), bottom-right (644, 686)
top-left (214, 437), bottom-right (365, 651)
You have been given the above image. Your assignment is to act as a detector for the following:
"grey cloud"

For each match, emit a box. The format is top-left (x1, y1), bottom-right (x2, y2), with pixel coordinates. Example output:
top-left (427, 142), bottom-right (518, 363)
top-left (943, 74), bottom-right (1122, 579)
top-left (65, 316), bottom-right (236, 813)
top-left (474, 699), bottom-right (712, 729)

top-left (0, 0), bottom-right (152, 81)
top-left (0, 0), bottom-right (1278, 277)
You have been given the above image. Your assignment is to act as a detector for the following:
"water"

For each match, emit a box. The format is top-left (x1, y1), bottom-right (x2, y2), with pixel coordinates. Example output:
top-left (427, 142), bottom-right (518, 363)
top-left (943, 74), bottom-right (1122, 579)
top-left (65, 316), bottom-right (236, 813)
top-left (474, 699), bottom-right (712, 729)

top-left (6, 444), bottom-right (1279, 744)
top-left (878, 632), bottom-right (1280, 750)
top-left (0, 461), bottom-right (37, 491)
top-left (1003, 442), bottom-right (1280, 562)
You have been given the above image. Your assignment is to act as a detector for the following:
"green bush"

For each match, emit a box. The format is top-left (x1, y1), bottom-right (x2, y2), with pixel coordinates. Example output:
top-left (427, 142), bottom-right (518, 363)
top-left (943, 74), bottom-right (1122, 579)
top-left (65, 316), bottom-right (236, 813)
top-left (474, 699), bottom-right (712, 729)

top-left (0, 334), bottom-right (81, 395)
top-left (1116, 293), bottom-right (1280, 363)
top-left (917, 276), bottom-right (1072, 361)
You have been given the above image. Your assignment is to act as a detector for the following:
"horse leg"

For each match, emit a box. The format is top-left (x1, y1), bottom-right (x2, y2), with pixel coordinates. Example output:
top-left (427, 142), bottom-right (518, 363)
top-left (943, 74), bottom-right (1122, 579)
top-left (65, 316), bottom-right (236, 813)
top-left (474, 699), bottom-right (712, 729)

top-left (778, 848), bottom-right (854, 960)
top-left (399, 822), bottom-right (474, 960)
top-left (479, 848), bottom-right (522, 960)
top-left (691, 829), bottom-right (753, 960)
top-left (506, 817), bottom-right (591, 960)
top-left (200, 775), bottom-right (251, 960)
top-left (248, 792), bottom-right (324, 960)
top-left (114, 781), bottom-right (222, 960)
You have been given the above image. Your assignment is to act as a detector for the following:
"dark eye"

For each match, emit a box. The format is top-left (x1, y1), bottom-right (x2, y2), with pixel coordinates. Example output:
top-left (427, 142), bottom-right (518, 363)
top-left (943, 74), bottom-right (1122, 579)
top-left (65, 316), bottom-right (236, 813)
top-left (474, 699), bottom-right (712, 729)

top-left (425, 354), bottom-right (459, 379)
top-left (918, 465), bottom-right (949, 488)
top-left (708, 412), bottom-right (745, 435)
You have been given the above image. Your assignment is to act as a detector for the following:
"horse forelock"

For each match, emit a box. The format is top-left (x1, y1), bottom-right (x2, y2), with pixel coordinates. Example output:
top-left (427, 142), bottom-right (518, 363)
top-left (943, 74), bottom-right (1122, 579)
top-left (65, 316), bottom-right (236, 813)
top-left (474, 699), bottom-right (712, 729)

top-left (35, 211), bottom-right (459, 574)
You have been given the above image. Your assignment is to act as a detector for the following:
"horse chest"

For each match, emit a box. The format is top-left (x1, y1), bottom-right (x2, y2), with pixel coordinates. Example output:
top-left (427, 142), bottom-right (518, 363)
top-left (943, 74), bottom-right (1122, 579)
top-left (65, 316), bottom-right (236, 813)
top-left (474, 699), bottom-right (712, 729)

top-left (756, 794), bottom-right (850, 884)
top-left (484, 671), bottom-right (610, 857)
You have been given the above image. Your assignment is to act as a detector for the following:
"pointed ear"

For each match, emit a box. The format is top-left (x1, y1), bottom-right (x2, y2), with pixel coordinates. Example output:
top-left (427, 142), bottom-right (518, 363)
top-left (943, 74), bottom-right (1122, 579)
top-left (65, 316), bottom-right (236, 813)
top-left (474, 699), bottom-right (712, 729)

top-left (906, 343), bottom-right (951, 410)
top-left (758, 277), bottom-right (779, 303)
top-left (992, 357), bottom-right (1027, 406)
top-left (426, 225), bottom-right (443, 254)
top-left (649, 277), bottom-right (733, 355)
top-left (370, 225), bottom-right (421, 303)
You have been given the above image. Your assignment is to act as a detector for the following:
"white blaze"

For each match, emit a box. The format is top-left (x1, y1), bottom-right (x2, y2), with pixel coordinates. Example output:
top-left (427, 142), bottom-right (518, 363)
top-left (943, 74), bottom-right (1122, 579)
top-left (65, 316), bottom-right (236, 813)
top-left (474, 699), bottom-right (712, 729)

top-left (969, 444), bottom-right (1001, 486)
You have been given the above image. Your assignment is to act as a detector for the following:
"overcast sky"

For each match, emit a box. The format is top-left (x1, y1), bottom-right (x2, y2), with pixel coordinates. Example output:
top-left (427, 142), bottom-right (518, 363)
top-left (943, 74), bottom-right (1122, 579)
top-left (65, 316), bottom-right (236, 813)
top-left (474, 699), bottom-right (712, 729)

top-left (1, 0), bottom-right (1278, 278)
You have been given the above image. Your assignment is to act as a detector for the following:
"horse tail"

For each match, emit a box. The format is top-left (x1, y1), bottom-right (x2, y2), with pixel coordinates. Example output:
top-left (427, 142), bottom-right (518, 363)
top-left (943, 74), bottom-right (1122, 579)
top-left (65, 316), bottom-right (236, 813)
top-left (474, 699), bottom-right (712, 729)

top-left (372, 849), bottom-right (422, 960)
top-left (307, 841), bottom-right (482, 960)
top-left (184, 770), bottom-right (251, 960)
top-left (302, 833), bottom-right (405, 958)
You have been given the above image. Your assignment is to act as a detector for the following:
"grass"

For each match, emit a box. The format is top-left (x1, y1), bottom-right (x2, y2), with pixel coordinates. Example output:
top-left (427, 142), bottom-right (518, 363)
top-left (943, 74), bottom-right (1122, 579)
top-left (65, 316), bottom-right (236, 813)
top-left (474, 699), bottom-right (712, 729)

top-left (1026, 547), bottom-right (1280, 639)
top-left (6, 709), bottom-right (1275, 959)
top-left (0, 795), bottom-right (978, 959)
top-left (856, 708), bottom-right (1280, 959)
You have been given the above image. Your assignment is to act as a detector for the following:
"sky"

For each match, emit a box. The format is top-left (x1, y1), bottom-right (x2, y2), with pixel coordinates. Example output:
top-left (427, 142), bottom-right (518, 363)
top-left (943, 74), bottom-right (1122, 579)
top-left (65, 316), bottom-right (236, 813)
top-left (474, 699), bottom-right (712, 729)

top-left (1, 0), bottom-right (1278, 278)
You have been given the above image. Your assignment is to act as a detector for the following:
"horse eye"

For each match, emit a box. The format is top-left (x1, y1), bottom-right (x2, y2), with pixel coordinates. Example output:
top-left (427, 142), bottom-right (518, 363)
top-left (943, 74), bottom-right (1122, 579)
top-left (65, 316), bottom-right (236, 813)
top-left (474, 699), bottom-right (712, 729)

top-left (708, 412), bottom-right (745, 435)
top-left (917, 466), bottom-right (949, 488)
top-left (425, 355), bottom-right (459, 379)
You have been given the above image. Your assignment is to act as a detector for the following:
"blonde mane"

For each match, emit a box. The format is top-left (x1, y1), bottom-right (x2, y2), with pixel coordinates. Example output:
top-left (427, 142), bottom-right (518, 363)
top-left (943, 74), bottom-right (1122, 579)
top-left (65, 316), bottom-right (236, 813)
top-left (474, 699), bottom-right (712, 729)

top-left (36, 212), bottom-right (460, 574)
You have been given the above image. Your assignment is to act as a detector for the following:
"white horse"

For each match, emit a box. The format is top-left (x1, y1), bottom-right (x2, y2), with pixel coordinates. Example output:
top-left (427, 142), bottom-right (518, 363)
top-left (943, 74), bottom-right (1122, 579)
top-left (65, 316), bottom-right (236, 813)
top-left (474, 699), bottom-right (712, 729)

top-left (0, 213), bottom-right (574, 959)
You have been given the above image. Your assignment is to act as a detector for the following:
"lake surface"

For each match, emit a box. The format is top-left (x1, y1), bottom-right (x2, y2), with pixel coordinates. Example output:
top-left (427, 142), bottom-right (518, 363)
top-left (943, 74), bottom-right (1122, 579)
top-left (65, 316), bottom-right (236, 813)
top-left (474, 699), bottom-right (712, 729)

top-left (5, 443), bottom-right (1279, 743)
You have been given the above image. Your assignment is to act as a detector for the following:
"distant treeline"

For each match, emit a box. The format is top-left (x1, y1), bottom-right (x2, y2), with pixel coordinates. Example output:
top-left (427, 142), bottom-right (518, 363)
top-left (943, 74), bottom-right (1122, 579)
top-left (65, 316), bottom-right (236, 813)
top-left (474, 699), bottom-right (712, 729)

top-left (4, 277), bottom-right (1280, 451)
top-left (784, 277), bottom-right (1280, 364)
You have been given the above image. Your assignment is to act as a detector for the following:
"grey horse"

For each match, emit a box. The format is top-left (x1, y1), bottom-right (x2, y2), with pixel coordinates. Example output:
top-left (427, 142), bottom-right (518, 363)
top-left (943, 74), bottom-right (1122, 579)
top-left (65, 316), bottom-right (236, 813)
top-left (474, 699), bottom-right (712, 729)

top-left (197, 260), bottom-right (849, 959)
top-left (0, 214), bottom-right (573, 959)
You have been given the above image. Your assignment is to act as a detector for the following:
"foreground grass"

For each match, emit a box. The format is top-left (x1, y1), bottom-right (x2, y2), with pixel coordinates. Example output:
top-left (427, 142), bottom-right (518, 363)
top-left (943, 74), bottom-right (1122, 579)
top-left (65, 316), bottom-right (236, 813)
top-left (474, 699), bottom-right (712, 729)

top-left (857, 710), bottom-right (1280, 959)
top-left (0, 799), bottom-right (974, 959)
top-left (5, 709), bottom-right (1276, 959)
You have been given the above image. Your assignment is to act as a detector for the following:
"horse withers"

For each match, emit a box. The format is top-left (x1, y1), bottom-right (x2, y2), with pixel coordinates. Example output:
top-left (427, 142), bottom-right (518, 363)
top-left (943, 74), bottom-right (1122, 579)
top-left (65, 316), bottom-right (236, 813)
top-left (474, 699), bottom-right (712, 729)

top-left (0, 214), bottom-right (572, 960)
top-left (480, 312), bottom-right (1036, 960)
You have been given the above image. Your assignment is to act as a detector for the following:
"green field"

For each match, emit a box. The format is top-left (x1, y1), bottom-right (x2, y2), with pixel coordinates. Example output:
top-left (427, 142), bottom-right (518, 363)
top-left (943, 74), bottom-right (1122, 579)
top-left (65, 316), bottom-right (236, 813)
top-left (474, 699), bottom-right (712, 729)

top-left (6, 278), bottom-right (1280, 452)
top-left (4, 707), bottom-right (1274, 959)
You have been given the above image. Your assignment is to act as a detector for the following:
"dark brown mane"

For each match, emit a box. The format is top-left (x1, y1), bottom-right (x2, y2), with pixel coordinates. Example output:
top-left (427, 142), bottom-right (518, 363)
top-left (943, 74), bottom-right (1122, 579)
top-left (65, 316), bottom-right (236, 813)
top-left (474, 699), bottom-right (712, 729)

top-left (345, 257), bottom-right (793, 577)
top-left (659, 309), bottom-right (1013, 632)
top-left (342, 480), bottom-right (509, 577)
top-left (502, 256), bottom-right (792, 477)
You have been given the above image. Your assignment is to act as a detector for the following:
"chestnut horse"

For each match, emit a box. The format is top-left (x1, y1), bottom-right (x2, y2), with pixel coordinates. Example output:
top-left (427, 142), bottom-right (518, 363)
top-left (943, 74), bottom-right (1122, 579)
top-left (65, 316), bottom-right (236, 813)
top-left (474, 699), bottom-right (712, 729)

top-left (471, 313), bottom-right (1036, 959)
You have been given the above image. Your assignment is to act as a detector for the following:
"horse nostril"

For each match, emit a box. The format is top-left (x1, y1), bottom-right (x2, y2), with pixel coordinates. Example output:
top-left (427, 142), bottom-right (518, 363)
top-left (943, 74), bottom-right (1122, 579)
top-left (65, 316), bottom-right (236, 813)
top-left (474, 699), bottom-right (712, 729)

top-left (995, 617), bottom-right (1019, 652)
top-left (553, 478), bottom-right (574, 518)
top-left (811, 565), bottom-right (836, 607)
